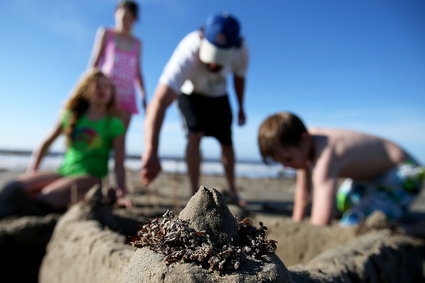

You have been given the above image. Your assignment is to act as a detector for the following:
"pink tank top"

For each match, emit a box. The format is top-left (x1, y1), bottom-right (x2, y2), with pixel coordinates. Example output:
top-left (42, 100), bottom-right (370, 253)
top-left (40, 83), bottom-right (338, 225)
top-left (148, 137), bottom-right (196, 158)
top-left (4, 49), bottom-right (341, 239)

top-left (98, 29), bottom-right (140, 114)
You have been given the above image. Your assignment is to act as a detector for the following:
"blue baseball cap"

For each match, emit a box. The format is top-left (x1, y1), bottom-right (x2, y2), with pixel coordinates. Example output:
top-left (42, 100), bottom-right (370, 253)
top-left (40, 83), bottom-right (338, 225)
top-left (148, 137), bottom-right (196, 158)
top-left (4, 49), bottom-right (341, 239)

top-left (199, 12), bottom-right (241, 65)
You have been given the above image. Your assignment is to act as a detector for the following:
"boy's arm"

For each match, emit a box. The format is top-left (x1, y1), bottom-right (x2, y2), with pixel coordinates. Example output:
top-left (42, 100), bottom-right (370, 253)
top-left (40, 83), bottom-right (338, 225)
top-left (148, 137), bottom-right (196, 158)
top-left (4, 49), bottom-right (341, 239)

top-left (292, 168), bottom-right (311, 222)
top-left (310, 175), bottom-right (338, 226)
top-left (27, 121), bottom-right (63, 174)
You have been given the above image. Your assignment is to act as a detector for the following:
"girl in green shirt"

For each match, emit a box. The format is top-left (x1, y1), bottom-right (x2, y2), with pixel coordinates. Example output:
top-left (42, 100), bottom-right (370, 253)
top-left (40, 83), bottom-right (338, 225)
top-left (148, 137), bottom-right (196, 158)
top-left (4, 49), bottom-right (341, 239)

top-left (1, 69), bottom-right (130, 215)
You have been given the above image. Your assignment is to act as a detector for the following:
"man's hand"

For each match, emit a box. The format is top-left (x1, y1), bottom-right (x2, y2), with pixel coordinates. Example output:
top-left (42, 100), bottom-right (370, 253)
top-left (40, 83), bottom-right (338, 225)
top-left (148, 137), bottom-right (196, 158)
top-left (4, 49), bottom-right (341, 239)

top-left (238, 109), bottom-right (246, 126)
top-left (140, 154), bottom-right (162, 185)
top-left (142, 97), bottom-right (147, 112)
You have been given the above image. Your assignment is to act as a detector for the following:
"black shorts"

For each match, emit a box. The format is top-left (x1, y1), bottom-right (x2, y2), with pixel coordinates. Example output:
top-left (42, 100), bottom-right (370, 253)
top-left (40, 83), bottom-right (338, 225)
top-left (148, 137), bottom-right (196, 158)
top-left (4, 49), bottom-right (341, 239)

top-left (177, 93), bottom-right (233, 145)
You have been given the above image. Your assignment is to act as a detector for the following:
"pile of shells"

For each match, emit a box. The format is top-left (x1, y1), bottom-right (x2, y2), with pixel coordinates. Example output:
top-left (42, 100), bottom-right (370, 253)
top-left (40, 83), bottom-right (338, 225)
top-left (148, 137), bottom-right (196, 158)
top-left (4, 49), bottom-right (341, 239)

top-left (131, 210), bottom-right (277, 275)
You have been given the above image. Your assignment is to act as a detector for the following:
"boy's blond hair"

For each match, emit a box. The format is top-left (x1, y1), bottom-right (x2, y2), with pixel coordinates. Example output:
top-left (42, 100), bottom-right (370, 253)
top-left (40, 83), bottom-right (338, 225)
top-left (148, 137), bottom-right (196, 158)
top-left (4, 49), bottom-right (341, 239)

top-left (258, 112), bottom-right (308, 164)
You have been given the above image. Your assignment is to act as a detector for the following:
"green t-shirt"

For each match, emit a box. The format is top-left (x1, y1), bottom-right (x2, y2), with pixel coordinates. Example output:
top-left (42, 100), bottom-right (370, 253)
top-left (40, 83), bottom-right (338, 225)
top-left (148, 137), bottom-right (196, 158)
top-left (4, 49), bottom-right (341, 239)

top-left (57, 111), bottom-right (125, 178)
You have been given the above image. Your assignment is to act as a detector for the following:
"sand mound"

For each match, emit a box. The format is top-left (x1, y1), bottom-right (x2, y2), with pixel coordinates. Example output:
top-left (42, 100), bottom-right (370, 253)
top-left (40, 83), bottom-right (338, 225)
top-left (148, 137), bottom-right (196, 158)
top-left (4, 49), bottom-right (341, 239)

top-left (123, 186), bottom-right (290, 282)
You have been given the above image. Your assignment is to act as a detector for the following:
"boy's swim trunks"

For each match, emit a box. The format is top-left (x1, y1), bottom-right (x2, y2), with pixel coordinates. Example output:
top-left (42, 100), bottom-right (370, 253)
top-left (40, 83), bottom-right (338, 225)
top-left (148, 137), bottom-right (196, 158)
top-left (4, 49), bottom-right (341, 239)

top-left (336, 159), bottom-right (425, 226)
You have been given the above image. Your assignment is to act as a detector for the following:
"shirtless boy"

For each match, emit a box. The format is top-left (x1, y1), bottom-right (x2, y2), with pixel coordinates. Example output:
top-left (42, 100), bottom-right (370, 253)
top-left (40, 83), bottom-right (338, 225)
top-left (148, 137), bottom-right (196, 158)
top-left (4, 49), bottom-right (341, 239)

top-left (258, 112), bottom-right (424, 226)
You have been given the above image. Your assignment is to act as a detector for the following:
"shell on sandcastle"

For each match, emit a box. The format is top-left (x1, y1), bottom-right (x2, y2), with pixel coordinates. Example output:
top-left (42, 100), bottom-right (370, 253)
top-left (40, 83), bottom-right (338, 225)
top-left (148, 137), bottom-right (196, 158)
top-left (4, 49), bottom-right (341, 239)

top-left (122, 186), bottom-right (293, 283)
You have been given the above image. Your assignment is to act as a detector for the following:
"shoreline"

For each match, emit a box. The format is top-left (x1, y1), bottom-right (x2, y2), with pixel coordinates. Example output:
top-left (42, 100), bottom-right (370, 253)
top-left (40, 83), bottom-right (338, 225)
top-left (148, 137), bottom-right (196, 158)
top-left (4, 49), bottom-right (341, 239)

top-left (0, 151), bottom-right (294, 179)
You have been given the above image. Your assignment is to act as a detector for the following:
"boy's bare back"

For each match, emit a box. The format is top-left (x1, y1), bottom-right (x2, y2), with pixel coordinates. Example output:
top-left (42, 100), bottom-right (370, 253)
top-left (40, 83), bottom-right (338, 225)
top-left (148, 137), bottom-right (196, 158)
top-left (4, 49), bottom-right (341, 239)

top-left (310, 128), bottom-right (409, 181)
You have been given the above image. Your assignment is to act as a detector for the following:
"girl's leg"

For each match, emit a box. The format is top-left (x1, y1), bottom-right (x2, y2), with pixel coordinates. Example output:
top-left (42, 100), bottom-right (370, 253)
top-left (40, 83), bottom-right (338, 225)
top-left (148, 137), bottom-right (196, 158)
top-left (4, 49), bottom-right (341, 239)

top-left (118, 111), bottom-right (132, 130)
top-left (37, 175), bottom-right (100, 210)
top-left (0, 172), bottom-right (62, 218)
top-left (17, 171), bottom-right (63, 196)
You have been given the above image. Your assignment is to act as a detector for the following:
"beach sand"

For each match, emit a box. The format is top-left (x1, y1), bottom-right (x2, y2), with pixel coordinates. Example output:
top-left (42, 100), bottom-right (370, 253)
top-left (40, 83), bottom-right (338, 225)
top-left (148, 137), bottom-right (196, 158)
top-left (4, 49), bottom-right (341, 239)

top-left (1, 168), bottom-right (424, 268)
top-left (121, 169), bottom-right (425, 266)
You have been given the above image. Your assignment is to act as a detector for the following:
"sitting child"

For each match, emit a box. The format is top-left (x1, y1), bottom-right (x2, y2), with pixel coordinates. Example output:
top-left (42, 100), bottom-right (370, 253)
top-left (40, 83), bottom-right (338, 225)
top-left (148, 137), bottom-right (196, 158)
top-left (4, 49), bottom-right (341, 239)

top-left (0, 69), bottom-right (130, 218)
top-left (258, 111), bottom-right (424, 226)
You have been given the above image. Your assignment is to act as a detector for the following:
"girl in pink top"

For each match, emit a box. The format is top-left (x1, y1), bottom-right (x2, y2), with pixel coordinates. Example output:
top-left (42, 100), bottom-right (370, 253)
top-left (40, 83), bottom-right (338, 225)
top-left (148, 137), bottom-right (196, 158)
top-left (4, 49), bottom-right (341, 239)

top-left (89, 1), bottom-right (147, 129)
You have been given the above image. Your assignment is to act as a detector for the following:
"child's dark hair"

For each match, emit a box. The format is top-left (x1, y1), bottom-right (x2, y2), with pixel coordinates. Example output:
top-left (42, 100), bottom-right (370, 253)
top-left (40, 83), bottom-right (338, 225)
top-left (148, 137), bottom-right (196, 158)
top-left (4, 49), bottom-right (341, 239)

top-left (63, 69), bottom-right (115, 146)
top-left (258, 112), bottom-right (308, 164)
top-left (117, 1), bottom-right (139, 20)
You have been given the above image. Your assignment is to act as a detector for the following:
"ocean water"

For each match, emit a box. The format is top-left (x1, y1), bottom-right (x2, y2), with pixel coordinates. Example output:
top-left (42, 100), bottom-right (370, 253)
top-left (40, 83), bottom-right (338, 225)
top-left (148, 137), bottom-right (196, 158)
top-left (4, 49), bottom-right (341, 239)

top-left (0, 153), bottom-right (294, 179)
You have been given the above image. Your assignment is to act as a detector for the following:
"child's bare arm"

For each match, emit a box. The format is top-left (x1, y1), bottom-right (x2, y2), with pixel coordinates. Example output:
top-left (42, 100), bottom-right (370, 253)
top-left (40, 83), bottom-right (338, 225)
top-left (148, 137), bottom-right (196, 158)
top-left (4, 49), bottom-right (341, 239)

top-left (88, 27), bottom-right (107, 69)
top-left (292, 168), bottom-right (311, 222)
top-left (310, 177), bottom-right (338, 226)
top-left (27, 121), bottom-right (63, 173)
top-left (307, 146), bottom-right (340, 226)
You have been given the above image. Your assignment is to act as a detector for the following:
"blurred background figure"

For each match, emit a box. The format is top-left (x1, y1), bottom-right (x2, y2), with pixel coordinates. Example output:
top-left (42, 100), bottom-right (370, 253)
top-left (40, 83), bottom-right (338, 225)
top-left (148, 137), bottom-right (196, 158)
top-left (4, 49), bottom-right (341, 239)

top-left (140, 12), bottom-right (249, 207)
top-left (89, 0), bottom-right (147, 131)
top-left (0, 69), bottom-right (129, 218)
top-left (258, 111), bottom-right (425, 227)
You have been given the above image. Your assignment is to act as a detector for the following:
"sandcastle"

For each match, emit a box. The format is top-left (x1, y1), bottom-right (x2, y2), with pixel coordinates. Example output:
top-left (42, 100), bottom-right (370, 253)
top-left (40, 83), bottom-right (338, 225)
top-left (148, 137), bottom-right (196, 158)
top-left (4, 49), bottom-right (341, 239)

top-left (122, 186), bottom-right (290, 282)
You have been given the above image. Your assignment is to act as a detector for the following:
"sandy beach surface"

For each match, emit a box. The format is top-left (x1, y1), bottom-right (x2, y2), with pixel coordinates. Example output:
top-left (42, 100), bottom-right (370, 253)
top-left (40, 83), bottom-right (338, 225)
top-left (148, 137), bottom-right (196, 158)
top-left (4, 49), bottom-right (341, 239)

top-left (122, 169), bottom-right (425, 266)
top-left (1, 168), bottom-right (424, 268)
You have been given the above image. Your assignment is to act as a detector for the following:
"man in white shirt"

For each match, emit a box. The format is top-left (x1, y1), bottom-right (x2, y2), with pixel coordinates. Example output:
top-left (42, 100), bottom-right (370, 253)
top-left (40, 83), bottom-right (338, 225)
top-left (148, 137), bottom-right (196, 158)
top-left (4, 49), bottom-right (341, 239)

top-left (141, 13), bottom-right (249, 206)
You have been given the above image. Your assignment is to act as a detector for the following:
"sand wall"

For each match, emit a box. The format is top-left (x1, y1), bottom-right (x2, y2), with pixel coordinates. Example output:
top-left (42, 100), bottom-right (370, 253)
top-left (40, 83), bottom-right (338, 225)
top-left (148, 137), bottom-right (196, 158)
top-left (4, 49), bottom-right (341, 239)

top-left (39, 201), bottom-right (136, 283)
top-left (0, 215), bottom-right (59, 283)
top-left (38, 198), bottom-right (424, 283)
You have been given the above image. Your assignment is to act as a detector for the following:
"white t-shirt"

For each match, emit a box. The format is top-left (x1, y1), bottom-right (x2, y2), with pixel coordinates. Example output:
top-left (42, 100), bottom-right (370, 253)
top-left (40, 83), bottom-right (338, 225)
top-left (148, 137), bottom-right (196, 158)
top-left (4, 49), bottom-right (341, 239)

top-left (159, 31), bottom-right (249, 97)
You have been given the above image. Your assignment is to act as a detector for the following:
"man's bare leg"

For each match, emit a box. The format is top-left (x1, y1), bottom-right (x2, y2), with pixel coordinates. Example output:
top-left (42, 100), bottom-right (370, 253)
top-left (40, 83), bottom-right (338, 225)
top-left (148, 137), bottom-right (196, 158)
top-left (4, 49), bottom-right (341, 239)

top-left (221, 144), bottom-right (245, 206)
top-left (186, 133), bottom-right (203, 195)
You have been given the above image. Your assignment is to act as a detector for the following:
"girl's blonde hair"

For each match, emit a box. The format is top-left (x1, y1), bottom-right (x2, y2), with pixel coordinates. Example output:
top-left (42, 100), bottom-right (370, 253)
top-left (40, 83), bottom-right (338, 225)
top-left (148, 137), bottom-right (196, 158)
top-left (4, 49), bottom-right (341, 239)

top-left (63, 69), bottom-right (115, 145)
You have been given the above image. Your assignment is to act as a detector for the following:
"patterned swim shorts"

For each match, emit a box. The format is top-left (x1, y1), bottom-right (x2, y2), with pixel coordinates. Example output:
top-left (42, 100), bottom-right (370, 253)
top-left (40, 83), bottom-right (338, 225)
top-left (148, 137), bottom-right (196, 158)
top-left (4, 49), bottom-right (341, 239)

top-left (336, 160), bottom-right (425, 226)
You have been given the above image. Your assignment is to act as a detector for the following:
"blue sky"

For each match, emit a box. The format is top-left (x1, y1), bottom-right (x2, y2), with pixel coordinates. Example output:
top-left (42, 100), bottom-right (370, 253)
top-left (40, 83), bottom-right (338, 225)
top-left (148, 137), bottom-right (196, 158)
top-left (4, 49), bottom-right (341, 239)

top-left (1, 0), bottom-right (424, 164)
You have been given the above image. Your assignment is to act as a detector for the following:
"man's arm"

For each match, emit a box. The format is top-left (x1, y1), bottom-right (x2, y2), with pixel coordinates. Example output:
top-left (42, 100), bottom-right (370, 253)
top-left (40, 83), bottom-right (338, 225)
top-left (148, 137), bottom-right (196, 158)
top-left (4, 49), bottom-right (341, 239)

top-left (292, 168), bottom-right (311, 222)
top-left (233, 75), bottom-right (246, 126)
top-left (140, 83), bottom-right (177, 185)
